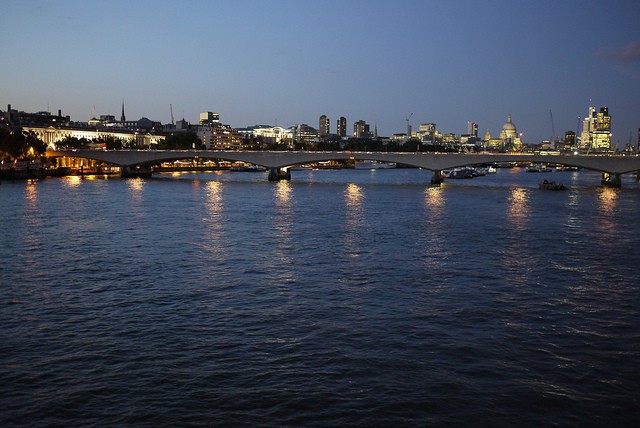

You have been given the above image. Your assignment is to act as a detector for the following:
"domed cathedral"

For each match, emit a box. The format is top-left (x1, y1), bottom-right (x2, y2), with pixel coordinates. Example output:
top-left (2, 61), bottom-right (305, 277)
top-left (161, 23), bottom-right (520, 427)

top-left (486, 114), bottom-right (523, 151)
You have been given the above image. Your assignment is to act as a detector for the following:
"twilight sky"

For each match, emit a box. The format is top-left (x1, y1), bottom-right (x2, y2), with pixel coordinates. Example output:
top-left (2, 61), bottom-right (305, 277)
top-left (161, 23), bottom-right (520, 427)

top-left (2, 0), bottom-right (639, 145)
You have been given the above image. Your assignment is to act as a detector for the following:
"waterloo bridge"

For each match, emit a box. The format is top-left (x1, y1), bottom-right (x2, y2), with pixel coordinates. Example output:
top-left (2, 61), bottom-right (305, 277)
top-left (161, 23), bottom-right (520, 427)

top-left (46, 150), bottom-right (640, 187)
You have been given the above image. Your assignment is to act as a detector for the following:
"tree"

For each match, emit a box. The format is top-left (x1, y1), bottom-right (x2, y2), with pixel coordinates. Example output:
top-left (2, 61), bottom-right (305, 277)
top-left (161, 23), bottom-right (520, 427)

top-left (55, 136), bottom-right (91, 150)
top-left (158, 132), bottom-right (203, 150)
top-left (0, 128), bottom-right (47, 160)
top-left (97, 135), bottom-right (126, 150)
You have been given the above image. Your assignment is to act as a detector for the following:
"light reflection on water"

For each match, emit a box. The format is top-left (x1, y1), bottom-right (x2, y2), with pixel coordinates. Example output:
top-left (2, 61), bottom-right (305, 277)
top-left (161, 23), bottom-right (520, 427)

top-left (203, 181), bottom-right (226, 259)
top-left (422, 185), bottom-right (449, 274)
top-left (343, 183), bottom-right (365, 260)
top-left (2, 169), bottom-right (639, 427)
top-left (502, 187), bottom-right (534, 284)
top-left (271, 181), bottom-right (296, 280)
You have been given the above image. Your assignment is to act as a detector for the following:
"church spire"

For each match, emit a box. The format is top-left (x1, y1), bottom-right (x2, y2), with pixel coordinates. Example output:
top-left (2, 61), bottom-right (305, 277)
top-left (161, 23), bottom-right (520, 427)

top-left (121, 99), bottom-right (126, 123)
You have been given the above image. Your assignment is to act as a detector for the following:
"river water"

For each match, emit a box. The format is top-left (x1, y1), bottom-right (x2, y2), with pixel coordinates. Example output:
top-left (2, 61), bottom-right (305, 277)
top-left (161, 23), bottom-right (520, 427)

top-left (1, 168), bottom-right (639, 427)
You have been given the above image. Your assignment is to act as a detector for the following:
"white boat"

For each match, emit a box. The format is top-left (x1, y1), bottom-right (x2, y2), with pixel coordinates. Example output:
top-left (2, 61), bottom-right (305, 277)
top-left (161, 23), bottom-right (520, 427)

top-left (355, 160), bottom-right (396, 169)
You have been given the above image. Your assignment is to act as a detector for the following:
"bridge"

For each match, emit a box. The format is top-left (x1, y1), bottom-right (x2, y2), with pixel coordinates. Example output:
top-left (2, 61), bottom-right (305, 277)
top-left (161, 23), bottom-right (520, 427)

top-left (46, 150), bottom-right (640, 187)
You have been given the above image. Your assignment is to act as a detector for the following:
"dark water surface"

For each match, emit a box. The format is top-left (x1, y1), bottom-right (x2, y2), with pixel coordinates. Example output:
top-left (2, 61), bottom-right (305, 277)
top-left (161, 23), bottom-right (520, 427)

top-left (2, 168), bottom-right (639, 426)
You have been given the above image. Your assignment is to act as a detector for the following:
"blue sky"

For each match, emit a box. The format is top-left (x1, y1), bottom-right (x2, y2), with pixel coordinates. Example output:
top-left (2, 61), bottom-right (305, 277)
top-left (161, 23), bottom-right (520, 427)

top-left (2, 0), bottom-right (639, 145)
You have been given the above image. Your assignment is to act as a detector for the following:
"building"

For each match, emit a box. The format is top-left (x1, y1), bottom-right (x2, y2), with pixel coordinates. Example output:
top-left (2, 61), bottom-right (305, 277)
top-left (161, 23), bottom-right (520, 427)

top-left (580, 106), bottom-right (611, 152)
top-left (467, 121), bottom-right (478, 138)
top-left (25, 124), bottom-right (164, 149)
top-left (319, 115), bottom-right (330, 136)
top-left (3, 104), bottom-right (70, 128)
top-left (337, 116), bottom-right (347, 137)
top-left (199, 112), bottom-right (220, 125)
top-left (238, 125), bottom-right (294, 148)
top-left (353, 120), bottom-right (370, 138)
top-left (291, 124), bottom-right (319, 146)
top-left (417, 123), bottom-right (437, 143)
top-left (498, 114), bottom-right (522, 151)
top-left (564, 131), bottom-right (577, 149)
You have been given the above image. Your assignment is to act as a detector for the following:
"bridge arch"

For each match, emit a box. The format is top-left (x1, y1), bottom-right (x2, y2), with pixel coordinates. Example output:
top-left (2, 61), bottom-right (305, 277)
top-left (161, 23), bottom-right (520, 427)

top-left (46, 150), bottom-right (640, 185)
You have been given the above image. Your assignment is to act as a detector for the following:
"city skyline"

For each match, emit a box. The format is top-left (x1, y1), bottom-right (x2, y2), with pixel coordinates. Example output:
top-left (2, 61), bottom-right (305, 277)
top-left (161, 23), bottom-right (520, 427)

top-left (1, 0), bottom-right (639, 145)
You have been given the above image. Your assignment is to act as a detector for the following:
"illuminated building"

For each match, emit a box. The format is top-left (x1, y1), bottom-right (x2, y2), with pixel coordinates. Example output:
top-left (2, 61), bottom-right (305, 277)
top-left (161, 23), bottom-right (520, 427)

top-left (337, 116), bottom-right (347, 137)
top-left (199, 112), bottom-right (220, 125)
top-left (580, 106), bottom-right (611, 151)
top-left (319, 115), bottom-right (330, 136)
top-left (498, 114), bottom-right (522, 151)
top-left (467, 121), bottom-right (478, 138)
top-left (417, 123), bottom-right (437, 142)
top-left (564, 131), bottom-right (576, 149)
top-left (353, 120), bottom-right (370, 138)
top-left (24, 125), bottom-right (164, 149)
top-left (291, 124), bottom-right (319, 146)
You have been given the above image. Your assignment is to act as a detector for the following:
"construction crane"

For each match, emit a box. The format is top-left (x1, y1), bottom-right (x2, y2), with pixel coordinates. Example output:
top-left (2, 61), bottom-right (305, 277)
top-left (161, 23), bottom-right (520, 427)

top-left (406, 113), bottom-right (413, 138)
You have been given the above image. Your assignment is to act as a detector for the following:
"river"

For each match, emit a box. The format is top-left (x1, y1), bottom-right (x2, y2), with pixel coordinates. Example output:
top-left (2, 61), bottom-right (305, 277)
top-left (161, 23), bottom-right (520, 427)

top-left (1, 168), bottom-right (639, 426)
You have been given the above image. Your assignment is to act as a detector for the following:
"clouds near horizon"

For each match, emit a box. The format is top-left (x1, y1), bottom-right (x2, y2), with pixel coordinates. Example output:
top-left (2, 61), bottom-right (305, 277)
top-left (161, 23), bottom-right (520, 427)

top-left (597, 40), bottom-right (640, 62)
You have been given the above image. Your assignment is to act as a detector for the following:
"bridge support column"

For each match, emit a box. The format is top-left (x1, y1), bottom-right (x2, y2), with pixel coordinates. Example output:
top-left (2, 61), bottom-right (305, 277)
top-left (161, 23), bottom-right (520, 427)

top-left (601, 172), bottom-right (622, 188)
top-left (121, 165), bottom-right (153, 178)
top-left (430, 170), bottom-right (444, 185)
top-left (268, 167), bottom-right (291, 181)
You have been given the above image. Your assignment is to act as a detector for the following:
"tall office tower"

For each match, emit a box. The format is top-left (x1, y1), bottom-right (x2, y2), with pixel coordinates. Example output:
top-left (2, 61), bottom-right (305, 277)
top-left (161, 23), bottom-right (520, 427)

top-left (467, 121), bottom-right (478, 138)
top-left (596, 107), bottom-right (611, 130)
top-left (337, 116), bottom-right (347, 137)
top-left (580, 106), bottom-right (597, 149)
top-left (637, 128), bottom-right (640, 152)
top-left (591, 107), bottom-right (611, 150)
top-left (319, 115), bottom-right (330, 136)
top-left (121, 100), bottom-right (126, 122)
top-left (353, 120), bottom-right (370, 138)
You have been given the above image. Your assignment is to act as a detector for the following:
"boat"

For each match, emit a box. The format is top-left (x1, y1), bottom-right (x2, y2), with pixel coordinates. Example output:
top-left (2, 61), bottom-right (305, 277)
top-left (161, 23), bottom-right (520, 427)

top-left (539, 179), bottom-right (566, 190)
top-left (526, 164), bottom-right (552, 173)
top-left (448, 167), bottom-right (476, 179)
top-left (556, 165), bottom-right (581, 171)
top-left (355, 160), bottom-right (396, 169)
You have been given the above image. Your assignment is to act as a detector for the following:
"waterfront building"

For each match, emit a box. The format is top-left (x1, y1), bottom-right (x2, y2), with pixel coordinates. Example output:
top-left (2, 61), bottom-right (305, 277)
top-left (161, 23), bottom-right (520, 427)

top-left (237, 125), bottom-right (293, 147)
top-left (319, 115), bottom-right (330, 136)
top-left (25, 124), bottom-right (165, 149)
top-left (337, 116), bottom-right (347, 137)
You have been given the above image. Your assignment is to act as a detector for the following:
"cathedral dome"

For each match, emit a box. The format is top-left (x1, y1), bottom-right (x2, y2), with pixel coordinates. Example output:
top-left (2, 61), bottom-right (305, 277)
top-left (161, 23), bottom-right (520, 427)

top-left (500, 114), bottom-right (517, 139)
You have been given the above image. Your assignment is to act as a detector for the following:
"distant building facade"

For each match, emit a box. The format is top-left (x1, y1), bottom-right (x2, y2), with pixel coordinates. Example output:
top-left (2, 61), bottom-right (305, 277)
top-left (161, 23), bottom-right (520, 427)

top-left (319, 115), bottom-right (330, 136)
top-left (580, 106), bottom-right (611, 151)
top-left (337, 116), bottom-right (347, 137)
top-left (353, 120), bottom-right (370, 138)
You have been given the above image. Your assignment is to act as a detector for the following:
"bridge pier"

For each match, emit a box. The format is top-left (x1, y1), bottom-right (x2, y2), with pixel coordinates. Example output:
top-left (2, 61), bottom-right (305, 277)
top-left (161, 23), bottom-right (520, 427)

top-left (268, 167), bottom-right (291, 181)
top-left (430, 170), bottom-right (444, 185)
top-left (121, 165), bottom-right (153, 178)
top-left (601, 172), bottom-right (622, 188)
